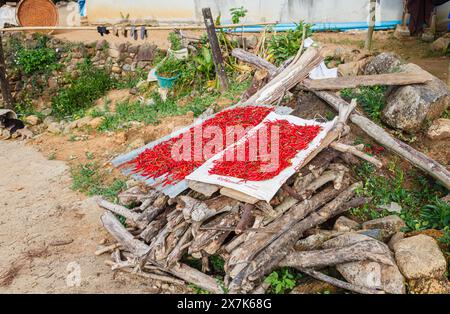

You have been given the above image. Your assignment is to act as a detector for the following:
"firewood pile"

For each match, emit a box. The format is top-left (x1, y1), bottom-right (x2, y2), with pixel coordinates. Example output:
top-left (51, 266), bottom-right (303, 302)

top-left (94, 45), bottom-right (450, 294)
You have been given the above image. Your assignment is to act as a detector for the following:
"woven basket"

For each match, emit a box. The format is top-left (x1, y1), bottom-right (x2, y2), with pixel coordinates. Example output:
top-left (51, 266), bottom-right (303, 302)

top-left (17, 0), bottom-right (59, 27)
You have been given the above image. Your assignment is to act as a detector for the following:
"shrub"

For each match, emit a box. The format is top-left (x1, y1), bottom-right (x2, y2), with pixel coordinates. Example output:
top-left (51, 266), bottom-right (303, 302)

top-left (268, 22), bottom-right (312, 65)
top-left (157, 56), bottom-right (182, 78)
top-left (51, 60), bottom-right (113, 118)
top-left (341, 85), bottom-right (387, 122)
top-left (168, 32), bottom-right (182, 51)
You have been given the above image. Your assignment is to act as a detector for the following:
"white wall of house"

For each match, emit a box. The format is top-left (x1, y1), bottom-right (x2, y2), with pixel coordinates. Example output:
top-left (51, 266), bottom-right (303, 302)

top-left (86, 0), bottom-right (405, 25)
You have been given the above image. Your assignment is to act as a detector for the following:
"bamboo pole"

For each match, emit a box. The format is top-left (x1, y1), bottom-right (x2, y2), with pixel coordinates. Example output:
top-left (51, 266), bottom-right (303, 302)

top-left (0, 22), bottom-right (278, 32)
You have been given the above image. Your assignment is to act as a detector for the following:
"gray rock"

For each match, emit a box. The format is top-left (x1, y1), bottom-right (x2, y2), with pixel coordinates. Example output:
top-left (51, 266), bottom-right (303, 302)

top-left (333, 216), bottom-right (361, 232)
top-left (431, 35), bottom-right (450, 53)
top-left (364, 52), bottom-right (402, 75)
top-left (362, 215), bottom-right (406, 240)
top-left (427, 118), bottom-right (450, 140)
top-left (357, 229), bottom-right (386, 242)
top-left (382, 66), bottom-right (449, 132)
top-left (41, 108), bottom-right (52, 116)
top-left (136, 44), bottom-right (157, 62)
top-left (43, 116), bottom-right (55, 126)
top-left (25, 115), bottom-right (40, 126)
top-left (393, 234), bottom-right (447, 280)
top-left (47, 122), bottom-right (62, 134)
top-left (394, 25), bottom-right (410, 39)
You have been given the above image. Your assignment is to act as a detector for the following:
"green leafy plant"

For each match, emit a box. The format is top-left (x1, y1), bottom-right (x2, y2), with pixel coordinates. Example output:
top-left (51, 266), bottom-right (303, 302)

top-left (188, 284), bottom-right (210, 294)
top-left (268, 22), bottom-right (313, 65)
top-left (194, 47), bottom-right (215, 81)
top-left (420, 198), bottom-right (450, 230)
top-left (264, 268), bottom-right (296, 294)
top-left (52, 60), bottom-right (113, 118)
top-left (210, 255), bottom-right (225, 274)
top-left (157, 56), bottom-right (182, 78)
top-left (230, 6), bottom-right (248, 24)
top-left (168, 32), bottom-right (183, 51)
top-left (15, 35), bottom-right (57, 75)
top-left (341, 85), bottom-right (387, 122)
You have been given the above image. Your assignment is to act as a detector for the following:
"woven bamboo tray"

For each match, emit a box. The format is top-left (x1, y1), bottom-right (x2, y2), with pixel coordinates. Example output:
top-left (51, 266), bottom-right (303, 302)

top-left (17, 0), bottom-right (59, 28)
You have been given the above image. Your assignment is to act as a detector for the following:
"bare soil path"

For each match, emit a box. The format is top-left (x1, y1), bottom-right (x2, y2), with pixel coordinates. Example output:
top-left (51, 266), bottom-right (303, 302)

top-left (0, 140), bottom-right (158, 293)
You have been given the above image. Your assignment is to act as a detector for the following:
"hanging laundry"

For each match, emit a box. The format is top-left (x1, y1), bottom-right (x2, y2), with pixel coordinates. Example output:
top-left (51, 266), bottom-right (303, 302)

top-left (130, 26), bottom-right (137, 40)
top-left (97, 26), bottom-right (110, 37)
top-left (140, 26), bottom-right (148, 40)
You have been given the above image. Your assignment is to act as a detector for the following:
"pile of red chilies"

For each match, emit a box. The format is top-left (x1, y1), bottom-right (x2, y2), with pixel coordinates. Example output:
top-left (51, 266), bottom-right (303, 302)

top-left (209, 120), bottom-right (322, 181)
top-left (128, 106), bottom-right (274, 186)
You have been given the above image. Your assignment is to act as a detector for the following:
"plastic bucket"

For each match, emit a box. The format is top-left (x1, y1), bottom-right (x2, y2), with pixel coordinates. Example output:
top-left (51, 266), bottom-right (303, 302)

top-left (155, 72), bottom-right (179, 89)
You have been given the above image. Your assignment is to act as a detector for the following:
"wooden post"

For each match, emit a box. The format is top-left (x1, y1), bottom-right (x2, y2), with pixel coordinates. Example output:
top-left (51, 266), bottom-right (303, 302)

top-left (365, 0), bottom-right (376, 50)
top-left (0, 32), bottom-right (13, 110)
top-left (202, 7), bottom-right (229, 91)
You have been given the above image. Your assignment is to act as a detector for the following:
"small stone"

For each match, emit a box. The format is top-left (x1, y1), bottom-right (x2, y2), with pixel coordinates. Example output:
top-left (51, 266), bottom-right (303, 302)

top-left (43, 116), bottom-right (56, 126)
top-left (394, 25), bottom-right (410, 39)
top-left (427, 118), bottom-right (450, 140)
top-left (48, 77), bottom-right (58, 90)
top-left (125, 179), bottom-right (139, 189)
top-left (129, 87), bottom-right (139, 95)
top-left (41, 108), bottom-right (52, 116)
top-left (362, 215), bottom-right (405, 239)
top-left (431, 35), bottom-right (450, 53)
top-left (388, 232), bottom-right (404, 251)
top-left (25, 115), bottom-right (40, 126)
top-left (364, 52), bottom-right (402, 75)
top-left (75, 116), bottom-right (93, 128)
top-left (111, 66), bottom-right (122, 74)
top-left (47, 122), bottom-right (62, 134)
top-left (378, 202), bottom-right (402, 214)
top-left (393, 234), bottom-right (447, 280)
top-left (333, 216), bottom-right (361, 232)
top-left (357, 229), bottom-right (387, 242)
top-left (122, 64), bottom-right (132, 72)
top-left (89, 117), bottom-right (105, 129)
top-left (108, 48), bottom-right (120, 58)
top-left (421, 30), bottom-right (435, 43)
top-left (96, 39), bottom-right (108, 50)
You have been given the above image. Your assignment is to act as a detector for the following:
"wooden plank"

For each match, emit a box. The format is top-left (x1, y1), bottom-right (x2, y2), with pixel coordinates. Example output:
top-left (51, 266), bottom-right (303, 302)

top-left (303, 71), bottom-right (432, 90)
top-left (220, 187), bottom-right (259, 204)
top-left (187, 180), bottom-right (219, 197)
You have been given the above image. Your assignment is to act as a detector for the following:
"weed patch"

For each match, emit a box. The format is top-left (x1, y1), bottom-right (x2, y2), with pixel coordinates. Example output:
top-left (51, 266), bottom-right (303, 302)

top-left (341, 85), bottom-right (387, 122)
top-left (71, 162), bottom-right (125, 202)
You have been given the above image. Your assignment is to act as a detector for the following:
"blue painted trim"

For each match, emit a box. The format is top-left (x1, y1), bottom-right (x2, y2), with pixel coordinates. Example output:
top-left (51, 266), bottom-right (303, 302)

top-left (228, 20), bottom-right (403, 33)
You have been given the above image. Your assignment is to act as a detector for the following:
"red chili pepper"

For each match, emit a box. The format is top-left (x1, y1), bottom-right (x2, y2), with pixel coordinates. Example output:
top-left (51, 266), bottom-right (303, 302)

top-left (127, 106), bottom-right (274, 186)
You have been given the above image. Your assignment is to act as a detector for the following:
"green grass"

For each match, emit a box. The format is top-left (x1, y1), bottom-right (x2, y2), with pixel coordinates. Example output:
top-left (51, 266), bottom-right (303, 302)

top-left (71, 162), bottom-right (126, 202)
top-left (93, 78), bottom-right (251, 132)
top-left (351, 161), bottom-right (448, 236)
top-left (341, 85), bottom-right (387, 122)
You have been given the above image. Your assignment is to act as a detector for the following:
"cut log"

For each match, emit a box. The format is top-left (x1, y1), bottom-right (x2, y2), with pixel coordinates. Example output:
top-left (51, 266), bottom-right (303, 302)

top-left (235, 204), bottom-right (255, 234)
top-left (98, 198), bottom-right (148, 229)
top-left (169, 263), bottom-right (223, 294)
top-left (303, 71), bottom-right (432, 90)
top-left (240, 47), bottom-right (322, 107)
top-left (315, 91), bottom-right (450, 190)
top-left (229, 182), bottom-right (360, 293)
top-left (231, 48), bottom-right (277, 76)
top-left (100, 211), bottom-right (150, 258)
top-left (330, 142), bottom-right (383, 168)
top-left (177, 195), bottom-right (240, 223)
top-left (280, 241), bottom-right (394, 269)
top-left (299, 268), bottom-right (385, 294)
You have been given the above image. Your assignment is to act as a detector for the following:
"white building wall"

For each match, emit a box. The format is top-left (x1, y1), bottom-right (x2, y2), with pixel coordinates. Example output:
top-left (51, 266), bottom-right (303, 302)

top-left (86, 0), bottom-right (405, 25)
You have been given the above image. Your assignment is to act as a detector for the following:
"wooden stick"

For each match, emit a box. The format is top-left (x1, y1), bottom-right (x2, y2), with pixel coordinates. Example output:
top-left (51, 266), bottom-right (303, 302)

top-left (299, 268), bottom-right (385, 294)
top-left (302, 71), bottom-right (432, 90)
top-left (0, 33), bottom-right (13, 109)
top-left (365, 0), bottom-right (376, 50)
top-left (231, 48), bottom-right (277, 76)
top-left (0, 22), bottom-right (278, 32)
top-left (330, 142), bottom-right (383, 168)
top-left (100, 211), bottom-right (150, 258)
top-left (98, 198), bottom-right (148, 229)
top-left (94, 243), bottom-right (121, 256)
top-left (315, 91), bottom-right (450, 190)
top-left (202, 7), bottom-right (228, 91)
